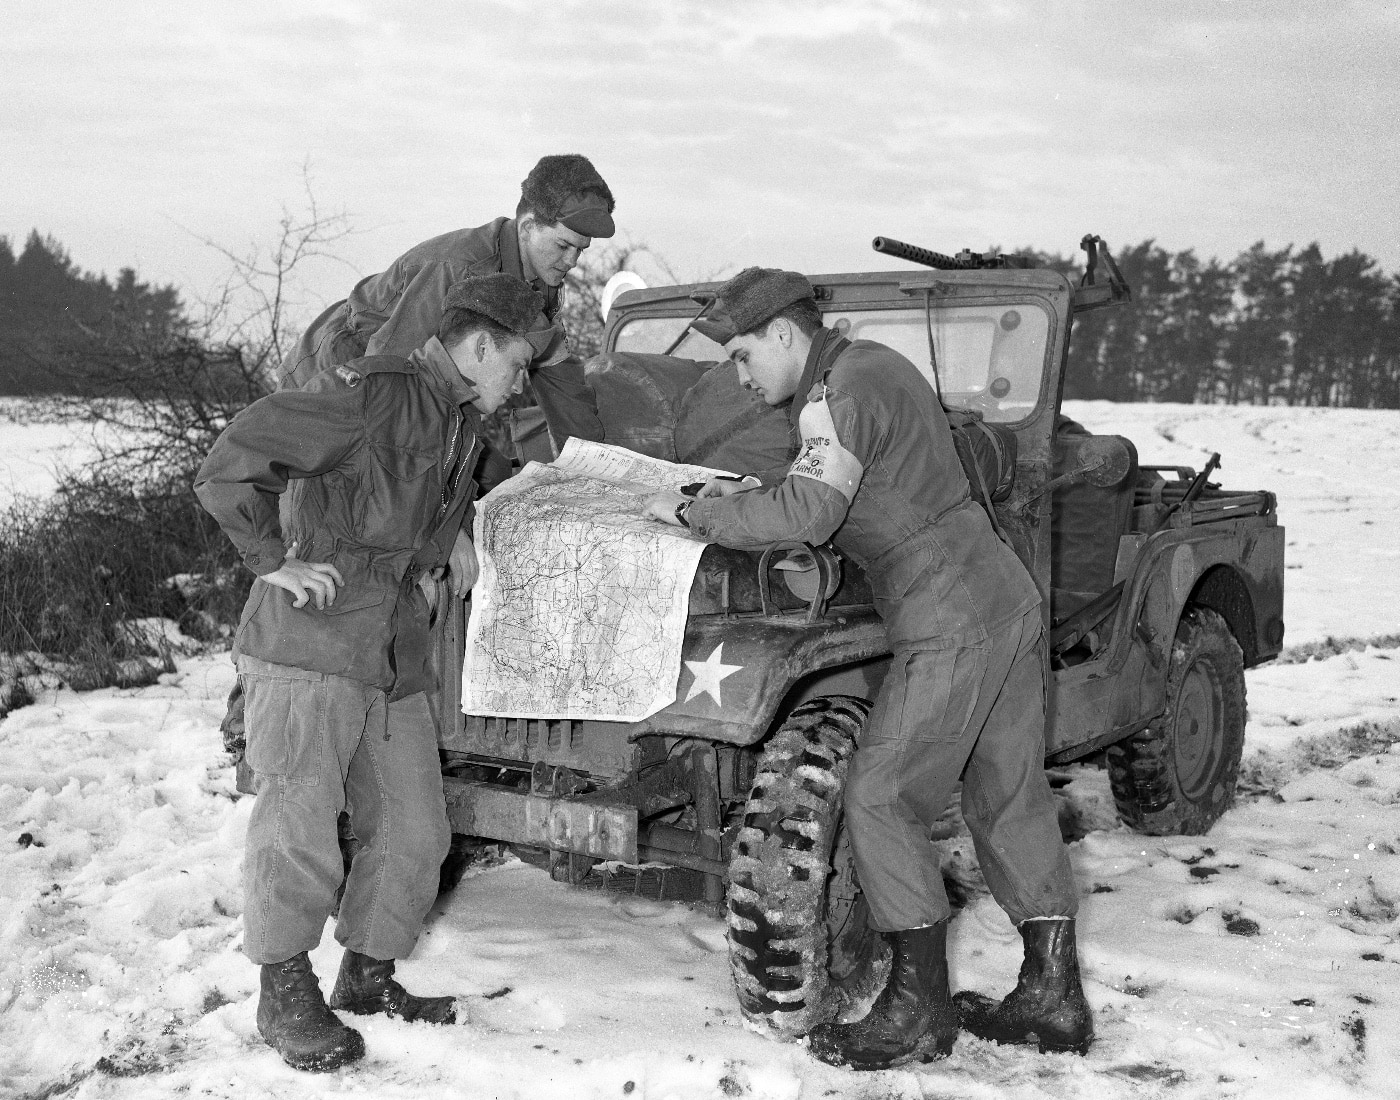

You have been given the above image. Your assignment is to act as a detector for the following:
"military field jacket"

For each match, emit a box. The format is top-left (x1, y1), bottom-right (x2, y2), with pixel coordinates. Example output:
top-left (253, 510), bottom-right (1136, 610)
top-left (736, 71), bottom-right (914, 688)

top-left (280, 216), bottom-right (603, 457)
top-left (685, 330), bottom-right (1039, 648)
top-left (195, 340), bottom-right (484, 693)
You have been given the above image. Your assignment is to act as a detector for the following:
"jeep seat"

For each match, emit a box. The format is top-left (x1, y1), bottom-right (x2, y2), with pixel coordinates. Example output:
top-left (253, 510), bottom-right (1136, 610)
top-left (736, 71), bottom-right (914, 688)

top-left (1050, 416), bottom-right (1138, 622)
top-left (586, 352), bottom-right (713, 460)
top-left (673, 362), bottom-right (796, 484)
top-left (587, 352), bottom-right (796, 482)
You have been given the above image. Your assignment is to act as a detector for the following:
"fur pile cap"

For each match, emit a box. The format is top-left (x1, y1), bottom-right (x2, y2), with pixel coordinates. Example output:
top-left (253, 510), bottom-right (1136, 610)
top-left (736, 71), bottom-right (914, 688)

top-left (441, 273), bottom-right (552, 353)
top-left (691, 267), bottom-right (815, 344)
top-left (519, 154), bottom-right (616, 238)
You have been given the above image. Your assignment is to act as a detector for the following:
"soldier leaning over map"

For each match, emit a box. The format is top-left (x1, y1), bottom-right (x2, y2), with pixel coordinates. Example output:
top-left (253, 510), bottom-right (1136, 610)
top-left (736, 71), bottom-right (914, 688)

top-left (642, 267), bottom-right (1091, 1071)
top-left (279, 154), bottom-right (616, 465)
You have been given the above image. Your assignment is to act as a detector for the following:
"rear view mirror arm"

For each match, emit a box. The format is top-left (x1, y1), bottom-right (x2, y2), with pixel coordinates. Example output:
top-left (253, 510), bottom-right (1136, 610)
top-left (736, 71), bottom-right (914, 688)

top-left (662, 294), bottom-right (718, 357)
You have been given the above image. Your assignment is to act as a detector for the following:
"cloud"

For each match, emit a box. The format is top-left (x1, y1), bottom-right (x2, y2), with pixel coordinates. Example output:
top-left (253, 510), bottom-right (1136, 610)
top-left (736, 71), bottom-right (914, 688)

top-left (4, 0), bottom-right (1398, 315)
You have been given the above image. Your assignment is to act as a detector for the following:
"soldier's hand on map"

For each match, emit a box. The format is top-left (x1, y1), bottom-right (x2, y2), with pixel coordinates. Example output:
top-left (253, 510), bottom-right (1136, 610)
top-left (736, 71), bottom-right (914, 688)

top-left (264, 541), bottom-right (343, 609)
top-left (448, 530), bottom-right (479, 596)
top-left (693, 474), bottom-right (760, 498)
top-left (642, 489), bottom-right (691, 526)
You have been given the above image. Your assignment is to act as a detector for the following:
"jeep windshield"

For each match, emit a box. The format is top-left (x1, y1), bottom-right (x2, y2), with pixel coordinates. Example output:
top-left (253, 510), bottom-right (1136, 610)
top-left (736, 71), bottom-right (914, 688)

top-left (610, 298), bottom-right (1051, 424)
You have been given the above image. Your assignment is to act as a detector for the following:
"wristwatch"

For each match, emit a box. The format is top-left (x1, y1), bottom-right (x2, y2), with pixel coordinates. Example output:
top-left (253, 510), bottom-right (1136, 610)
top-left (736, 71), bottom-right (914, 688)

top-left (674, 501), bottom-right (692, 528)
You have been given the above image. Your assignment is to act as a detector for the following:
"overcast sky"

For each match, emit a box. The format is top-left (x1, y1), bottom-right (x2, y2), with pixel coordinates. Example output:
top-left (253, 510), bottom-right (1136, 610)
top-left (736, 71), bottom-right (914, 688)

top-left (5, 0), bottom-right (1399, 325)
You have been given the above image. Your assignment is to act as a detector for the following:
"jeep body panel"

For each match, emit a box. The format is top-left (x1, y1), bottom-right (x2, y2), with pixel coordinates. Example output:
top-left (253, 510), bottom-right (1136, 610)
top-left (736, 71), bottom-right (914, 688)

top-left (1047, 509), bottom-right (1283, 761)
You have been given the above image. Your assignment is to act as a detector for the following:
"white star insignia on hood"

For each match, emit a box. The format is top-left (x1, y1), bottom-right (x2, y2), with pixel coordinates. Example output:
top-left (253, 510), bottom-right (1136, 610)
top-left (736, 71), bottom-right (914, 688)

top-left (682, 643), bottom-right (743, 706)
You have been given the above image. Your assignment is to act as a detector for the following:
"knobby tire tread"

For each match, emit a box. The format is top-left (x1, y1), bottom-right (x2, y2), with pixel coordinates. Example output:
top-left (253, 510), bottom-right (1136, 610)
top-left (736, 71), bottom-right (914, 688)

top-left (1106, 606), bottom-right (1246, 836)
top-left (726, 695), bottom-right (868, 1036)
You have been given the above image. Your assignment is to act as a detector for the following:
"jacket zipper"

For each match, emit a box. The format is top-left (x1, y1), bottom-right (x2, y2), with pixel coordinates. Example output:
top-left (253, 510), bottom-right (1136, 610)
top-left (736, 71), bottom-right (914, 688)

top-left (439, 411), bottom-right (470, 520)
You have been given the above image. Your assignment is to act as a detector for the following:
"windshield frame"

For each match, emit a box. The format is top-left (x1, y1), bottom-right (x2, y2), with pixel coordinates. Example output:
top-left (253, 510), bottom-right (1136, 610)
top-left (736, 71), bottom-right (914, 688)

top-left (606, 279), bottom-right (1065, 429)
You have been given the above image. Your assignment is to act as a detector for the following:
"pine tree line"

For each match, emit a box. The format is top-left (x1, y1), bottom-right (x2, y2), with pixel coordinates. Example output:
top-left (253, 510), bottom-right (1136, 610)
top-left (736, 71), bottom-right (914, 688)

top-left (0, 231), bottom-right (185, 395)
top-left (1034, 240), bottom-right (1400, 408)
top-left (5, 230), bottom-right (1400, 407)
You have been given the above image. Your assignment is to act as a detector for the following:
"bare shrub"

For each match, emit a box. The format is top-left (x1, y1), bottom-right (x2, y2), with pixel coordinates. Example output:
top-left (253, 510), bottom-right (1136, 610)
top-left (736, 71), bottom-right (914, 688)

top-left (0, 187), bottom-right (353, 693)
top-left (561, 242), bottom-right (677, 359)
top-left (0, 471), bottom-right (238, 658)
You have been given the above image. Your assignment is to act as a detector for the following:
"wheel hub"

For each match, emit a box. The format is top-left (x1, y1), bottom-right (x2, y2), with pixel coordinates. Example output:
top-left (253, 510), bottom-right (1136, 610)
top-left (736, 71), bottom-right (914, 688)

top-left (1173, 657), bottom-right (1222, 801)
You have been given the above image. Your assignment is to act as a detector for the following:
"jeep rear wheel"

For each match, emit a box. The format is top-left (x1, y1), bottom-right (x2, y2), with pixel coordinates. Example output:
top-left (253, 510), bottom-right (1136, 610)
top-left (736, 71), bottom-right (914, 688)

top-left (726, 696), bottom-right (888, 1037)
top-left (1107, 606), bottom-right (1246, 835)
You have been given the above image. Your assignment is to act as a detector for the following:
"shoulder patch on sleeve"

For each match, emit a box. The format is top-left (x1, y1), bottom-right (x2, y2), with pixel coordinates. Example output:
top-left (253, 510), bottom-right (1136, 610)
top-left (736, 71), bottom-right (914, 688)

top-left (333, 365), bottom-right (362, 388)
top-left (789, 385), bottom-right (864, 502)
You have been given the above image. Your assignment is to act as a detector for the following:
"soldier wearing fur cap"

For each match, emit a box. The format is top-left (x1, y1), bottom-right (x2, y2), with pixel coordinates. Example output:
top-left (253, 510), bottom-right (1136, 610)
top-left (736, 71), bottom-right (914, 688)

top-left (644, 267), bottom-right (1091, 1070)
top-left (196, 273), bottom-right (547, 1073)
top-left (282, 153), bottom-right (616, 464)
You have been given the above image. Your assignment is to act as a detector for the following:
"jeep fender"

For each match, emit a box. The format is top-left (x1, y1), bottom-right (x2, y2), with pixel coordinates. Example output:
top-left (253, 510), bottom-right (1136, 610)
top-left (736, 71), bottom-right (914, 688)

top-left (1047, 520), bottom-right (1283, 762)
top-left (626, 611), bottom-right (886, 745)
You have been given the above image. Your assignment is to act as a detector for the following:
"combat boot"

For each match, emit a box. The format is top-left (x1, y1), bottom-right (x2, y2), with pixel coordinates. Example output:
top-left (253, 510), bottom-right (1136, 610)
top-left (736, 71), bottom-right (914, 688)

top-left (256, 952), bottom-right (365, 1072)
top-left (954, 917), bottom-right (1094, 1055)
top-left (807, 921), bottom-right (957, 1070)
top-left (329, 949), bottom-right (457, 1024)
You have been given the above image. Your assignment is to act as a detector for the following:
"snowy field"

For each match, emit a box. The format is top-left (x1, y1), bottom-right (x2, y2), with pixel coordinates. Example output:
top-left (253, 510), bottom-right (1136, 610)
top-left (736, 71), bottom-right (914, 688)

top-left (0, 400), bottom-right (119, 506)
top-left (1064, 401), bottom-right (1400, 648)
top-left (2, 401), bottom-right (1400, 1099)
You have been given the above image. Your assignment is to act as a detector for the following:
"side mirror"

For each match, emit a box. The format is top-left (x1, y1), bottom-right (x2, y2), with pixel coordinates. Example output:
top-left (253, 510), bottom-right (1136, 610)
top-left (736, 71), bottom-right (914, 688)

top-left (601, 272), bottom-right (648, 321)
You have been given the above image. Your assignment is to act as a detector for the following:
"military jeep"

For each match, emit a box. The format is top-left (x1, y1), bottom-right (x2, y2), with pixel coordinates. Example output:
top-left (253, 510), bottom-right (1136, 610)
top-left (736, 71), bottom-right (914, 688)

top-left (430, 236), bottom-right (1284, 1036)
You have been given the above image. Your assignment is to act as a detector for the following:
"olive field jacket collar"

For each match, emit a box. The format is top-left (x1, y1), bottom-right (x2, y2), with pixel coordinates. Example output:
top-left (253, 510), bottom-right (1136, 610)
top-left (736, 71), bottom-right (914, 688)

top-left (497, 218), bottom-right (561, 315)
top-left (410, 336), bottom-right (486, 413)
top-left (787, 327), bottom-right (850, 431)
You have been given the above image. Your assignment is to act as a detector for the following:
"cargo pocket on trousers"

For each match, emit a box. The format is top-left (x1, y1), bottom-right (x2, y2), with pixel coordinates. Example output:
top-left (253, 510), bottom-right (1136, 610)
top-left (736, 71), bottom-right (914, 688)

top-left (888, 646), bottom-right (989, 744)
top-left (241, 665), bottom-right (326, 785)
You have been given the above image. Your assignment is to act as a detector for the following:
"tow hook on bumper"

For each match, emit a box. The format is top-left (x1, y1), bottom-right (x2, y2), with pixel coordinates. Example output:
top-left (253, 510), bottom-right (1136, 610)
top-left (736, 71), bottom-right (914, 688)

top-left (442, 776), bottom-right (638, 863)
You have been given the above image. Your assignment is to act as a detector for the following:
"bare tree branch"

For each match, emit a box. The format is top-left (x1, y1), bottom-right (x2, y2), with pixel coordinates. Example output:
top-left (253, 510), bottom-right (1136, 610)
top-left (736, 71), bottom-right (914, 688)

top-left (47, 176), bottom-right (358, 490)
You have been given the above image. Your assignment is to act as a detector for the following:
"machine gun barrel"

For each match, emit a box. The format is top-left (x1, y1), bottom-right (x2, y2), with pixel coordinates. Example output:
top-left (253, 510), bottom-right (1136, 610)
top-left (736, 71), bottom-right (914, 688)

top-left (871, 236), bottom-right (978, 270)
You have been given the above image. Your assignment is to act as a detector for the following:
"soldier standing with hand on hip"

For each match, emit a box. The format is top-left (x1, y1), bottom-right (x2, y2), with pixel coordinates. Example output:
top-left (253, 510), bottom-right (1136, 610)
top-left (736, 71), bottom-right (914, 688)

top-left (643, 267), bottom-right (1092, 1070)
top-left (196, 274), bottom-right (549, 1073)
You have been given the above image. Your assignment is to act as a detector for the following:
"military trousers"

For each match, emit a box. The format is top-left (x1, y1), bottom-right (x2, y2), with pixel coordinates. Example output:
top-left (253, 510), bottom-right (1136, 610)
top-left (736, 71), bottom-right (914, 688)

top-left (845, 606), bottom-right (1078, 932)
top-left (237, 655), bottom-right (450, 965)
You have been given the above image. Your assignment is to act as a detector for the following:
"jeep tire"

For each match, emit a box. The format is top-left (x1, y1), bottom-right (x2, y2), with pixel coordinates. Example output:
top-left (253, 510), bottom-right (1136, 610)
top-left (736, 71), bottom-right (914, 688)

top-left (1107, 606), bottom-right (1246, 835)
top-left (726, 695), bottom-right (888, 1037)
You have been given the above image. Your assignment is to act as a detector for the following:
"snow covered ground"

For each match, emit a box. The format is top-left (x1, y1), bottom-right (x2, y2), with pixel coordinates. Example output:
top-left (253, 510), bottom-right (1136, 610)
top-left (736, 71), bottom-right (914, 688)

top-left (2, 401), bottom-right (1399, 1099)
top-left (0, 400), bottom-right (120, 506)
top-left (1064, 401), bottom-right (1400, 648)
